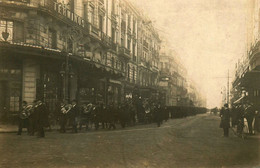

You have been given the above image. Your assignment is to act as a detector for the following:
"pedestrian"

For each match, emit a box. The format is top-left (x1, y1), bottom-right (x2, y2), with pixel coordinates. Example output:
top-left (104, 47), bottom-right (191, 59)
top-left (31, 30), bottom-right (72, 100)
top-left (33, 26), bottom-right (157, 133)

top-left (244, 103), bottom-right (256, 135)
top-left (59, 101), bottom-right (70, 133)
top-left (108, 103), bottom-right (116, 130)
top-left (101, 104), bottom-right (108, 129)
top-left (231, 104), bottom-right (238, 127)
top-left (220, 103), bottom-right (230, 137)
top-left (28, 100), bottom-right (38, 136)
top-left (17, 101), bottom-right (30, 135)
top-left (154, 103), bottom-right (163, 127)
top-left (79, 102), bottom-right (90, 131)
top-left (236, 103), bottom-right (244, 135)
top-left (68, 100), bottom-right (79, 133)
top-left (34, 100), bottom-right (48, 138)
top-left (93, 103), bottom-right (101, 130)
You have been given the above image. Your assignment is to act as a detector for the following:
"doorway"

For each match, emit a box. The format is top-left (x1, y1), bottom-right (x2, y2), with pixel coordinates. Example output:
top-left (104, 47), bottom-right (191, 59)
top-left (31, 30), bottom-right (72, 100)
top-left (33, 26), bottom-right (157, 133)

top-left (0, 81), bottom-right (8, 120)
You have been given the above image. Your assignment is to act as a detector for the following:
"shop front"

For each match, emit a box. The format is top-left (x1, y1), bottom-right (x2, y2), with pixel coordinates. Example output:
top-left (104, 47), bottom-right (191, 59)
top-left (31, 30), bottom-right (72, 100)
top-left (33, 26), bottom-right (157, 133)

top-left (0, 58), bottom-right (22, 121)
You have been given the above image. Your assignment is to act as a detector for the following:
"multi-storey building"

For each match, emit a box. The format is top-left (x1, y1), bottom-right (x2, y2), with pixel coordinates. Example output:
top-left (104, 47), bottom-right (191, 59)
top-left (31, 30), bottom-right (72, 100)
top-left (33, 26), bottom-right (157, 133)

top-left (158, 41), bottom-right (189, 106)
top-left (0, 0), bottom-right (160, 120)
top-left (137, 14), bottom-right (160, 101)
top-left (159, 43), bottom-right (177, 106)
top-left (232, 0), bottom-right (260, 108)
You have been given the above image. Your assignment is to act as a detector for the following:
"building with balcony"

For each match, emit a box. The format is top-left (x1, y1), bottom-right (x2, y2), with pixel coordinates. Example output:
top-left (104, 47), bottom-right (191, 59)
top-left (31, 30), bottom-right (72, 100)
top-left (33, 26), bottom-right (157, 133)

top-left (231, 0), bottom-right (260, 108)
top-left (0, 0), bottom-right (162, 120)
top-left (158, 41), bottom-right (189, 106)
top-left (137, 14), bottom-right (161, 102)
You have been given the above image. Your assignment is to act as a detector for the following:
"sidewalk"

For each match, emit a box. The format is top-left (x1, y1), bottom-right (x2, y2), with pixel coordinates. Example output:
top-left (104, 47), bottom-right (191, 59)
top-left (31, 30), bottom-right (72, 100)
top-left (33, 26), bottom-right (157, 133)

top-left (0, 124), bottom-right (18, 133)
top-left (0, 124), bottom-right (61, 133)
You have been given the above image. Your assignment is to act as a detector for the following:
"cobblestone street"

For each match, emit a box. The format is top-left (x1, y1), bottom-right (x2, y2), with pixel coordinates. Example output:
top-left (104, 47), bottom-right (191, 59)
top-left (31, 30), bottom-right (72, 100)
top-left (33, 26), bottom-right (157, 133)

top-left (0, 114), bottom-right (259, 168)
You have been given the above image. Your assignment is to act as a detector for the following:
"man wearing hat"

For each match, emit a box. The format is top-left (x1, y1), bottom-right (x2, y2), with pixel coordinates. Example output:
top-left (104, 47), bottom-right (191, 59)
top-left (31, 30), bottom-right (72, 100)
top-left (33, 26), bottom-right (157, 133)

top-left (220, 103), bottom-right (231, 137)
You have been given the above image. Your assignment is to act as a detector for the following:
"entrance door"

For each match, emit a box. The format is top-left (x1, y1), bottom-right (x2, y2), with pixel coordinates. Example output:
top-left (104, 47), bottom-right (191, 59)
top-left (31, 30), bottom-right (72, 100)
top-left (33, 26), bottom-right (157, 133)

top-left (0, 81), bottom-right (8, 119)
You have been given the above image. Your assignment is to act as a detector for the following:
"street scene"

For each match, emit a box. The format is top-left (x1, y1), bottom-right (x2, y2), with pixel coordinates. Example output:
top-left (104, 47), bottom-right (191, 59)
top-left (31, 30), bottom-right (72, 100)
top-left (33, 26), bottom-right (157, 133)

top-left (0, 0), bottom-right (260, 167)
top-left (0, 114), bottom-right (259, 168)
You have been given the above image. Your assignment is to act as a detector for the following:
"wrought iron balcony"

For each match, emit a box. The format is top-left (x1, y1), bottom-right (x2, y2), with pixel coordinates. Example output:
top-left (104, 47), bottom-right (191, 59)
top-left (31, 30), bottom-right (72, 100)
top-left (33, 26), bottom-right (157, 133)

top-left (119, 46), bottom-right (131, 59)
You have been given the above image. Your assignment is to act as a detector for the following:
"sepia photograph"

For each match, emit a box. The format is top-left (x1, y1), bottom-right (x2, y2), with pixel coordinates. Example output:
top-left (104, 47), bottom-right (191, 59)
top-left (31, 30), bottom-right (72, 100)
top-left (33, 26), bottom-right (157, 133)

top-left (0, 0), bottom-right (259, 167)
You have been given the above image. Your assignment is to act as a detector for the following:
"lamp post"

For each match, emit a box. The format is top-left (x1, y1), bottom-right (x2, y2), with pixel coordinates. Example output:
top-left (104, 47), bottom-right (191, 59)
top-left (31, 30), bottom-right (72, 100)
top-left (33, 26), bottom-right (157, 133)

top-left (60, 53), bottom-right (74, 101)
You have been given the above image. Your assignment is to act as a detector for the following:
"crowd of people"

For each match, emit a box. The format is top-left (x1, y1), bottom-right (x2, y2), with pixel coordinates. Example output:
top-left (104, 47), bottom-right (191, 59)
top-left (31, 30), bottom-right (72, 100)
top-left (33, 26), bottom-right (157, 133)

top-left (17, 99), bottom-right (170, 137)
top-left (219, 102), bottom-right (259, 137)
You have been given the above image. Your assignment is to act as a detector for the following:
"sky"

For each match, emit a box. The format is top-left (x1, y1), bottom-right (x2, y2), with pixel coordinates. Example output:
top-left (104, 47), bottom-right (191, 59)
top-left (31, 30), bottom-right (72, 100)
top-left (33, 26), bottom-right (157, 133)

top-left (130, 0), bottom-right (247, 108)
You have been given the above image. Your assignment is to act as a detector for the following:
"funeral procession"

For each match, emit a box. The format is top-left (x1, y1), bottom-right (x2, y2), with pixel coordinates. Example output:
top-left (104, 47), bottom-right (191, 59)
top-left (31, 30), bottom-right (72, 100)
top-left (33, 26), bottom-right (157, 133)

top-left (0, 0), bottom-right (259, 167)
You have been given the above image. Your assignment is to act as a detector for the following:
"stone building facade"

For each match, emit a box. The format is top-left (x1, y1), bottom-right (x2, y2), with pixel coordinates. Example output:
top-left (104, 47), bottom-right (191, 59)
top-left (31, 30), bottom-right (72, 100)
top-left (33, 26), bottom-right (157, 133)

top-left (0, 0), bottom-right (161, 119)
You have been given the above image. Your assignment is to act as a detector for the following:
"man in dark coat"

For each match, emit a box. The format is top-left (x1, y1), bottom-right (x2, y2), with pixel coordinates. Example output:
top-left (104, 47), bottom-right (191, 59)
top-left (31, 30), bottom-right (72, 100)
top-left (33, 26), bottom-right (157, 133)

top-left (108, 103), bottom-right (116, 130)
top-left (220, 103), bottom-right (230, 137)
top-left (28, 100), bottom-right (38, 136)
top-left (34, 100), bottom-right (48, 138)
top-left (69, 100), bottom-right (79, 133)
top-left (59, 101), bottom-right (69, 133)
top-left (154, 103), bottom-right (163, 127)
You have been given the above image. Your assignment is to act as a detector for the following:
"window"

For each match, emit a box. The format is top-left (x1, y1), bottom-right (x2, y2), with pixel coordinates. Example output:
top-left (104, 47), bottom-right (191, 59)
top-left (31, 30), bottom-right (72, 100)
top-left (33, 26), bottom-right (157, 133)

top-left (127, 64), bottom-right (130, 81)
top-left (0, 20), bottom-right (13, 42)
top-left (112, 0), bottom-right (115, 14)
top-left (13, 21), bottom-right (24, 43)
top-left (67, 39), bottom-right (73, 53)
top-left (127, 37), bottom-right (131, 50)
top-left (121, 36), bottom-right (125, 47)
top-left (99, 15), bottom-right (103, 31)
top-left (121, 20), bottom-right (126, 32)
top-left (133, 43), bottom-right (136, 61)
top-left (128, 14), bottom-right (131, 28)
top-left (84, 4), bottom-right (87, 20)
top-left (112, 27), bottom-right (115, 43)
top-left (132, 43), bottom-right (136, 55)
top-left (49, 29), bottom-right (57, 49)
top-left (112, 57), bottom-right (114, 68)
top-left (132, 67), bottom-right (135, 83)
top-left (89, 6), bottom-right (95, 24)
top-left (133, 19), bottom-right (136, 33)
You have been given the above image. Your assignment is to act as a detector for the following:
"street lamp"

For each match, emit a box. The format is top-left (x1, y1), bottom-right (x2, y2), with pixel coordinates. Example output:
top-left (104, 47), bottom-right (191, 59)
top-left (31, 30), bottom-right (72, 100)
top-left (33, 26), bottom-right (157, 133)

top-left (60, 53), bottom-right (74, 101)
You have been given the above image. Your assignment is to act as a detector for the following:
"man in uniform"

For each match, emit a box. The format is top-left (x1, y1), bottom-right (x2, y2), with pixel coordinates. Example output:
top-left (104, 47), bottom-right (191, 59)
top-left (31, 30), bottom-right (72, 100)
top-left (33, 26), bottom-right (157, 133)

top-left (17, 101), bottom-right (30, 135)
top-left (69, 100), bottom-right (79, 133)
top-left (34, 100), bottom-right (48, 138)
top-left (28, 100), bottom-right (38, 136)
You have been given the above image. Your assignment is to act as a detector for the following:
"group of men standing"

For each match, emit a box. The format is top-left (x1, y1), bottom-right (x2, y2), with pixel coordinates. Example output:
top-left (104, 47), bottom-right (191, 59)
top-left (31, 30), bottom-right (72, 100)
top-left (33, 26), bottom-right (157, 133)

top-left (220, 102), bottom-right (259, 137)
top-left (18, 100), bottom-right (49, 138)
